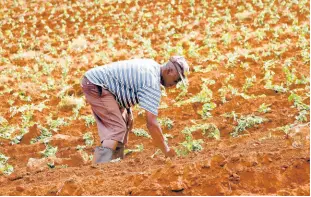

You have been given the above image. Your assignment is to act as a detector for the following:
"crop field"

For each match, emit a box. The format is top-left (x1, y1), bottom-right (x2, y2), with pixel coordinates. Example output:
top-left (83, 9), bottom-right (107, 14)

top-left (0, 0), bottom-right (310, 195)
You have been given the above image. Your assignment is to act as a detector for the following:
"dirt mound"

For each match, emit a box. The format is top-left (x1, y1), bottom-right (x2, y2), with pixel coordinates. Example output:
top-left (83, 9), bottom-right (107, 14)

top-left (0, 0), bottom-right (309, 195)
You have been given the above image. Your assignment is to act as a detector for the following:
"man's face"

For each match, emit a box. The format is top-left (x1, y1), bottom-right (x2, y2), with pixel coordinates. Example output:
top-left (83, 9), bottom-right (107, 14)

top-left (161, 62), bottom-right (182, 88)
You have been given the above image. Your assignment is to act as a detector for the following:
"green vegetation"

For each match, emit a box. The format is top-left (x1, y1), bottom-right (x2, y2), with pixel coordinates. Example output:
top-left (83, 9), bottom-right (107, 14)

top-left (30, 125), bottom-right (52, 144)
top-left (158, 117), bottom-right (174, 129)
top-left (0, 153), bottom-right (14, 175)
top-left (132, 128), bottom-right (151, 138)
top-left (81, 115), bottom-right (96, 127)
top-left (258, 103), bottom-right (272, 113)
top-left (41, 144), bottom-right (58, 158)
top-left (230, 114), bottom-right (268, 137)
top-left (47, 116), bottom-right (68, 132)
top-left (175, 122), bottom-right (220, 156)
top-left (124, 144), bottom-right (144, 155)
top-left (288, 93), bottom-right (310, 123)
top-left (83, 132), bottom-right (94, 146)
top-left (199, 102), bottom-right (217, 119)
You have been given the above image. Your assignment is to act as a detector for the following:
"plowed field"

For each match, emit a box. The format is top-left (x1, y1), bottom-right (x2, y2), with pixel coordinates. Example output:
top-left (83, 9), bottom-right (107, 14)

top-left (0, 0), bottom-right (310, 195)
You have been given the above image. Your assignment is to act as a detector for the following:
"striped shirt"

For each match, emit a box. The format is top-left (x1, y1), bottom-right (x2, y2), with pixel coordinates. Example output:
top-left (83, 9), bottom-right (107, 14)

top-left (84, 59), bottom-right (162, 115)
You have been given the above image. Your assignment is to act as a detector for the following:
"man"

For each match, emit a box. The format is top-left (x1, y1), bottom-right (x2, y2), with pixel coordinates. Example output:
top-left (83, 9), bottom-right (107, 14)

top-left (81, 56), bottom-right (190, 164)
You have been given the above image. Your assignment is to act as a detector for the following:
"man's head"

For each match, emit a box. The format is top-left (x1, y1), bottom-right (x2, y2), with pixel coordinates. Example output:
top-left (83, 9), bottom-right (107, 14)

top-left (160, 56), bottom-right (190, 88)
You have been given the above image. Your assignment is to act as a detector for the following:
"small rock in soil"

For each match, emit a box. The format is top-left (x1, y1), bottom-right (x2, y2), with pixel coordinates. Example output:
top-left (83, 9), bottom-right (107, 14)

top-left (16, 185), bottom-right (25, 192)
top-left (170, 177), bottom-right (185, 192)
top-left (8, 173), bottom-right (23, 181)
top-left (229, 173), bottom-right (240, 183)
top-left (231, 154), bottom-right (241, 162)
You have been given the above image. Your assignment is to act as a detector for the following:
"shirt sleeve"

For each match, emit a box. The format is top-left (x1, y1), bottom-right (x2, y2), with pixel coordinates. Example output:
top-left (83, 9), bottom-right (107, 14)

top-left (137, 86), bottom-right (161, 116)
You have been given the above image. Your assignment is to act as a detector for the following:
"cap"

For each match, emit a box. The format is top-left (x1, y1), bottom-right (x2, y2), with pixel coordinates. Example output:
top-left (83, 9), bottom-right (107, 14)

top-left (169, 56), bottom-right (190, 86)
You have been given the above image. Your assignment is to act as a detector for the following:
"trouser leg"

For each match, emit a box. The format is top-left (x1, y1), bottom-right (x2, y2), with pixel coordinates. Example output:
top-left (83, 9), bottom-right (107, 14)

top-left (81, 76), bottom-right (128, 163)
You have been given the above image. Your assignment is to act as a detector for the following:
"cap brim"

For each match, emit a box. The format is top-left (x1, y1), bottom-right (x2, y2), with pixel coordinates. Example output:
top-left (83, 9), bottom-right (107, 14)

top-left (177, 70), bottom-right (187, 86)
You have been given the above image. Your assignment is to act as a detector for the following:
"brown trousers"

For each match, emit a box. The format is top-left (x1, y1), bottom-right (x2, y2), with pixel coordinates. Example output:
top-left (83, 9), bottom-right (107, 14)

top-left (81, 76), bottom-right (129, 145)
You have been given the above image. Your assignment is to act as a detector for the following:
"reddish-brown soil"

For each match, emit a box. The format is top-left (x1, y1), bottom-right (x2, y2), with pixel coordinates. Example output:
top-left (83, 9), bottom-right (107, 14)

top-left (0, 0), bottom-right (310, 196)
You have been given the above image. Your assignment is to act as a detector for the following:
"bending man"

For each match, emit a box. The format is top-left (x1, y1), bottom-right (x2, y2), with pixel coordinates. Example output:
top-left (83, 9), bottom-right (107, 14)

top-left (81, 56), bottom-right (189, 164)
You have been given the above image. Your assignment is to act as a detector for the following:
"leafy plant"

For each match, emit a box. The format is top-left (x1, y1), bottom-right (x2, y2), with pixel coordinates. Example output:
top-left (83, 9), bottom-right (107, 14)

top-left (221, 111), bottom-right (239, 121)
top-left (124, 144), bottom-right (144, 155)
top-left (47, 116), bottom-right (68, 132)
top-left (288, 93), bottom-right (309, 111)
top-left (0, 116), bottom-right (16, 140)
top-left (231, 114), bottom-right (267, 137)
top-left (243, 75), bottom-right (256, 92)
top-left (81, 115), bottom-right (96, 127)
top-left (158, 117), bottom-right (174, 129)
top-left (0, 153), bottom-right (14, 175)
top-left (58, 96), bottom-right (85, 119)
top-left (41, 144), bottom-right (58, 158)
top-left (83, 132), bottom-right (94, 146)
top-left (30, 125), bottom-right (52, 144)
top-left (175, 133), bottom-right (203, 157)
top-left (295, 110), bottom-right (308, 123)
top-left (132, 128), bottom-right (151, 138)
top-left (199, 102), bottom-right (217, 119)
top-left (175, 84), bottom-right (213, 106)
top-left (258, 103), bottom-right (272, 113)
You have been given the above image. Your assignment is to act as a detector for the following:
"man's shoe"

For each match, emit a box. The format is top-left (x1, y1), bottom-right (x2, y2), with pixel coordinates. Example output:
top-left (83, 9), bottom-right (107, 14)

top-left (93, 146), bottom-right (114, 164)
top-left (112, 143), bottom-right (125, 159)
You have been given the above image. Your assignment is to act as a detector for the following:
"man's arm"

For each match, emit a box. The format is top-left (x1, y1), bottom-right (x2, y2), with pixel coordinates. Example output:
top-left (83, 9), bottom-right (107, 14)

top-left (145, 110), bottom-right (175, 157)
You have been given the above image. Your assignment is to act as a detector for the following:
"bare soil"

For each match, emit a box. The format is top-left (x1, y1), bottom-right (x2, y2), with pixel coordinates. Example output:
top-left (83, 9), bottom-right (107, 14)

top-left (0, 0), bottom-right (309, 195)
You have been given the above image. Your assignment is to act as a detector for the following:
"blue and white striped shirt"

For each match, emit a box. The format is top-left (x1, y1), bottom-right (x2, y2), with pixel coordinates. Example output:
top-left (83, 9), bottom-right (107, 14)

top-left (84, 59), bottom-right (162, 115)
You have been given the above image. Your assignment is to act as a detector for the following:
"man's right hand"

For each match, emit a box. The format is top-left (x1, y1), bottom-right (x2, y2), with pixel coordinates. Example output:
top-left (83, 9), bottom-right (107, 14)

top-left (145, 110), bottom-right (176, 158)
top-left (164, 148), bottom-right (176, 158)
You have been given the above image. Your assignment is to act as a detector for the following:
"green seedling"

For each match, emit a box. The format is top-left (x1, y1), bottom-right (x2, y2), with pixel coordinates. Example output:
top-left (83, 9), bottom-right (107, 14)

top-left (258, 103), bottom-right (272, 113)
top-left (158, 117), bottom-right (174, 129)
top-left (132, 128), bottom-right (151, 138)
top-left (41, 144), bottom-right (58, 158)
top-left (81, 115), bottom-right (96, 127)
top-left (83, 132), bottom-right (94, 146)
top-left (124, 144), bottom-right (144, 155)
top-left (0, 153), bottom-right (14, 175)
top-left (231, 115), bottom-right (267, 137)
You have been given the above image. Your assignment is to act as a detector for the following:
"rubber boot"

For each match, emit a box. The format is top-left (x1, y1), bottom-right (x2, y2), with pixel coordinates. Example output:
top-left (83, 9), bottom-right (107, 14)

top-left (93, 146), bottom-right (114, 164)
top-left (112, 142), bottom-right (125, 159)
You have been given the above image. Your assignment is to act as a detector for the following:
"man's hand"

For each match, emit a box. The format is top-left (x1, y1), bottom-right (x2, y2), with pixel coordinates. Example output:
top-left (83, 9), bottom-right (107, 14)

top-left (145, 110), bottom-right (176, 158)
top-left (164, 148), bottom-right (176, 158)
top-left (127, 108), bottom-right (133, 132)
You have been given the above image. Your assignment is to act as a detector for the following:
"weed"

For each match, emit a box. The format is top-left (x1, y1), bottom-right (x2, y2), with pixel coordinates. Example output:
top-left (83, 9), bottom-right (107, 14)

top-left (30, 125), bottom-right (52, 144)
top-left (175, 133), bottom-right (204, 157)
top-left (243, 75), bottom-right (256, 92)
top-left (258, 103), bottom-right (272, 113)
top-left (296, 110), bottom-right (308, 123)
top-left (231, 115), bottom-right (267, 137)
top-left (47, 116), bottom-right (68, 132)
top-left (271, 124), bottom-right (291, 137)
top-left (81, 115), bottom-right (96, 127)
top-left (221, 111), bottom-right (239, 121)
top-left (158, 117), bottom-right (174, 129)
top-left (58, 96), bottom-right (85, 119)
top-left (200, 102), bottom-right (217, 119)
top-left (83, 132), bottom-right (94, 146)
top-left (41, 144), bottom-right (58, 158)
top-left (0, 153), bottom-right (14, 175)
top-left (124, 144), bottom-right (144, 155)
top-left (132, 128), bottom-right (151, 138)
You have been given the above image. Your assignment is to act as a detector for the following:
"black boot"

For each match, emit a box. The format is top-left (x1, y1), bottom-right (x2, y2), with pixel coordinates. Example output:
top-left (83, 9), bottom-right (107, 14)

top-left (93, 146), bottom-right (114, 164)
